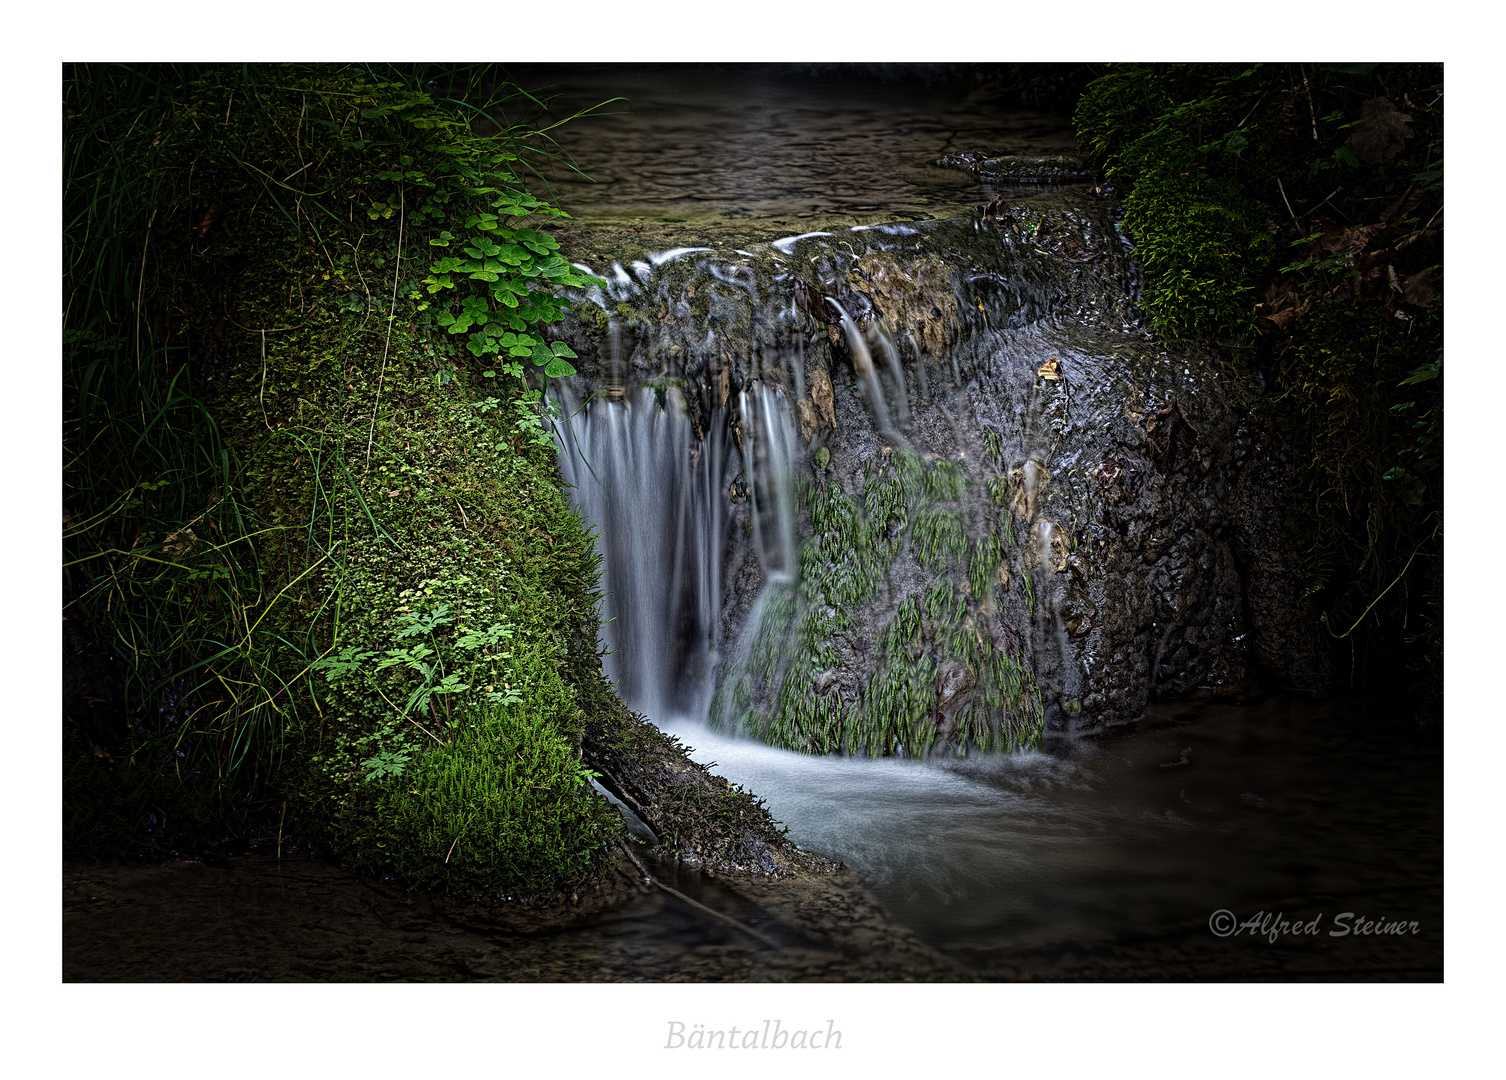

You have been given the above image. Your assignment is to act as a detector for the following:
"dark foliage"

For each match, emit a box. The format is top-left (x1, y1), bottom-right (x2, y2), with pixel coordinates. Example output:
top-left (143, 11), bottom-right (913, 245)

top-left (1074, 63), bottom-right (1442, 716)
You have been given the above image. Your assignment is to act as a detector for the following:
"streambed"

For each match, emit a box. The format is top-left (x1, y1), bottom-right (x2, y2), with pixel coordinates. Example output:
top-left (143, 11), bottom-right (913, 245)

top-left (660, 694), bottom-right (1442, 979)
top-left (63, 693), bottom-right (1440, 981)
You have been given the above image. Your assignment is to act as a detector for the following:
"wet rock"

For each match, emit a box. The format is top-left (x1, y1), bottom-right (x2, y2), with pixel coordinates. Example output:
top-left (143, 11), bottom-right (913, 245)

top-left (936, 659), bottom-right (977, 711)
top-left (793, 280), bottom-right (841, 324)
top-left (938, 153), bottom-right (1096, 185)
top-left (1013, 457), bottom-right (1049, 523)
top-left (1035, 520), bottom-right (1071, 573)
top-left (550, 186), bottom-right (1330, 746)
top-left (797, 397), bottom-right (820, 444)
top-left (846, 252), bottom-right (959, 359)
top-left (809, 365), bottom-right (837, 430)
top-left (1144, 401), bottom-right (1199, 475)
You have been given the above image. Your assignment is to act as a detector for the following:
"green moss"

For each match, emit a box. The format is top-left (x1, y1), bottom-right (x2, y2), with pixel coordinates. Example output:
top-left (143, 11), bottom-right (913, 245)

top-left (359, 700), bottom-right (613, 893)
top-left (968, 536), bottom-right (1003, 599)
top-left (63, 64), bottom-right (632, 892)
top-left (1074, 62), bottom-right (1444, 714)
top-left (1075, 67), bottom-right (1274, 342)
top-left (983, 428), bottom-right (1003, 467)
top-left (913, 508), bottom-right (966, 571)
top-left (923, 458), bottom-right (968, 502)
top-left (722, 453), bottom-right (1040, 757)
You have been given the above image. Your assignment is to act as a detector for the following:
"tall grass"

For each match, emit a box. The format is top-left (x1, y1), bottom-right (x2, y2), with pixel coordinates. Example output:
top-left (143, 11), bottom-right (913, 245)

top-left (62, 63), bottom-right (612, 831)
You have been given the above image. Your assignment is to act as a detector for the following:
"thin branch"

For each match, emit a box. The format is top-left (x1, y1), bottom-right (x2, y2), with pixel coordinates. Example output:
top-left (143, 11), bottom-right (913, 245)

top-left (1324, 529), bottom-right (1437, 639)
top-left (1276, 177), bottom-right (1306, 236)
top-left (134, 209), bottom-right (157, 371)
top-left (259, 330), bottom-right (273, 431)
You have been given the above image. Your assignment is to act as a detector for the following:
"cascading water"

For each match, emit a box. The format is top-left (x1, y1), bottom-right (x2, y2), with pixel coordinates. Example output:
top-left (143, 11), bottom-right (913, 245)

top-left (546, 220), bottom-right (1117, 753)
top-left (736, 382), bottom-right (799, 582)
top-left (553, 377), bottom-right (798, 720)
top-left (553, 382), bottom-right (726, 719)
top-left (546, 180), bottom-right (1279, 759)
top-left (523, 70), bottom-right (1433, 984)
top-left (827, 297), bottom-right (898, 440)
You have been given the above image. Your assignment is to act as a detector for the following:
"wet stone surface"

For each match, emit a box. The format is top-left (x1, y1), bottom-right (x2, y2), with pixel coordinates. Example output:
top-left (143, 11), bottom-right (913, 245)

top-left (546, 184), bottom-right (1321, 753)
top-left (63, 855), bottom-right (963, 982)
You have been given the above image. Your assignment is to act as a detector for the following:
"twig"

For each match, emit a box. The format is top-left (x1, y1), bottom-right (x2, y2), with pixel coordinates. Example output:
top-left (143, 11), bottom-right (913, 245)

top-left (259, 330), bottom-right (273, 431)
top-left (1300, 187), bottom-right (1345, 220)
top-left (1234, 85), bottom-right (1276, 132)
top-left (407, 715), bottom-right (444, 746)
top-left (594, 762), bottom-right (650, 819)
top-left (135, 209), bottom-right (157, 372)
top-left (1276, 178), bottom-right (1306, 237)
top-left (225, 317), bottom-right (305, 334)
top-left (615, 837), bottom-right (652, 879)
top-left (445, 812), bottom-right (477, 864)
top-left (1324, 526), bottom-right (1438, 639)
top-left (1301, 65), bottom-right (1319, 142)
top-left (653, 880), bottom-right (782, 950)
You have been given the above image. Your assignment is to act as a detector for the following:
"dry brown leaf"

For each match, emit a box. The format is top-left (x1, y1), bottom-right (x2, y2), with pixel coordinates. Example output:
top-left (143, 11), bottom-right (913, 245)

top-left (1349, 97), bottom-right (1414, 166)
top-left (196, 202), bottom-right (223, 238)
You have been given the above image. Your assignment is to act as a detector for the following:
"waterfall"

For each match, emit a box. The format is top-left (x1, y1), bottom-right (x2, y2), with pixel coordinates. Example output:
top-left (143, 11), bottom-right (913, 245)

top-left (827, 298), bottom-right (899, 440)
top-left (542, 213), bottom-right (1125, 754)
top-left (553, 379), bottom-right (798, 720)
top-left (868, 316), bottom-right (911, 430)
top-left (738, 382), bottom-right (798, 582)
top-left (553, 382), bottom-right (726, 718)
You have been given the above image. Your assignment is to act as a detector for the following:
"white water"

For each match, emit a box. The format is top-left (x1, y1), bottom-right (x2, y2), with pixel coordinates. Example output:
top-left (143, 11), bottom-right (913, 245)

top-left (553, 380), bottom-right (799, 719)
top-left (737, 382), bottom-right (799, 581)
top-left (657, 712), bottom-right (1076, 915)
top-left (554, 383), bottom-right (727, 718)
top-left (826, 298), bottom-right (897, 439)
top-left (658, 696), bottom-right (1441, 973)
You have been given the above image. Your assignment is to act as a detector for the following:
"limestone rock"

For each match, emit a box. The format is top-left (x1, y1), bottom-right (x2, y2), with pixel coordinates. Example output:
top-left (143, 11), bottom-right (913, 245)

top-left (809, 365), bottom-right (837, 430)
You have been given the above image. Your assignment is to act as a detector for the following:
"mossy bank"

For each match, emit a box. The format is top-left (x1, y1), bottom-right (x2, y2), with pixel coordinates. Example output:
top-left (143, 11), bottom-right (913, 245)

top-left (63, 63), bottom-right (819, 897)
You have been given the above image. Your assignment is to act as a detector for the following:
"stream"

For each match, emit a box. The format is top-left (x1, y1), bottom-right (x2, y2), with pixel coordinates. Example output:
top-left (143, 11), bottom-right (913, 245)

top-left (62, 692), bottom-right (1441, 981)
top-left (62, 65), bottom-right (1442, 983)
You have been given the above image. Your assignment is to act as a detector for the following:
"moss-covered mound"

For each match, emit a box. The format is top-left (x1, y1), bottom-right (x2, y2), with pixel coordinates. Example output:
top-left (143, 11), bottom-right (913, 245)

top-left (63, 63), bottom-right (811, 895)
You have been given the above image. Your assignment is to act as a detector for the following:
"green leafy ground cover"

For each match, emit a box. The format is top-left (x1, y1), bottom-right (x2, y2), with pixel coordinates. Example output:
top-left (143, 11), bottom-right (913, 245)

top-left (63, 64), bottom-right (636, 893)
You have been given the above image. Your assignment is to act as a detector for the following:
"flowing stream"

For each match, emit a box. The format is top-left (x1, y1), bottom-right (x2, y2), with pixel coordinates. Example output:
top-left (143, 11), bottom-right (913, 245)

top-left (62, 67), bottom-right (1442, 982)
top-left (541, 64), bottom-right (1443, 979)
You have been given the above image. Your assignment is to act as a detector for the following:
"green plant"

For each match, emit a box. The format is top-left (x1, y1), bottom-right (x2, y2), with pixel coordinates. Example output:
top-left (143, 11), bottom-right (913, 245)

top-left (63, 63), bottom-right (626, 888)
top-left (312, 602), bottom-right (523, 749)
top-left (716, 452), bottom-right (1040, 757)
top-left (1074, 62), bottom-right (1444, 714)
